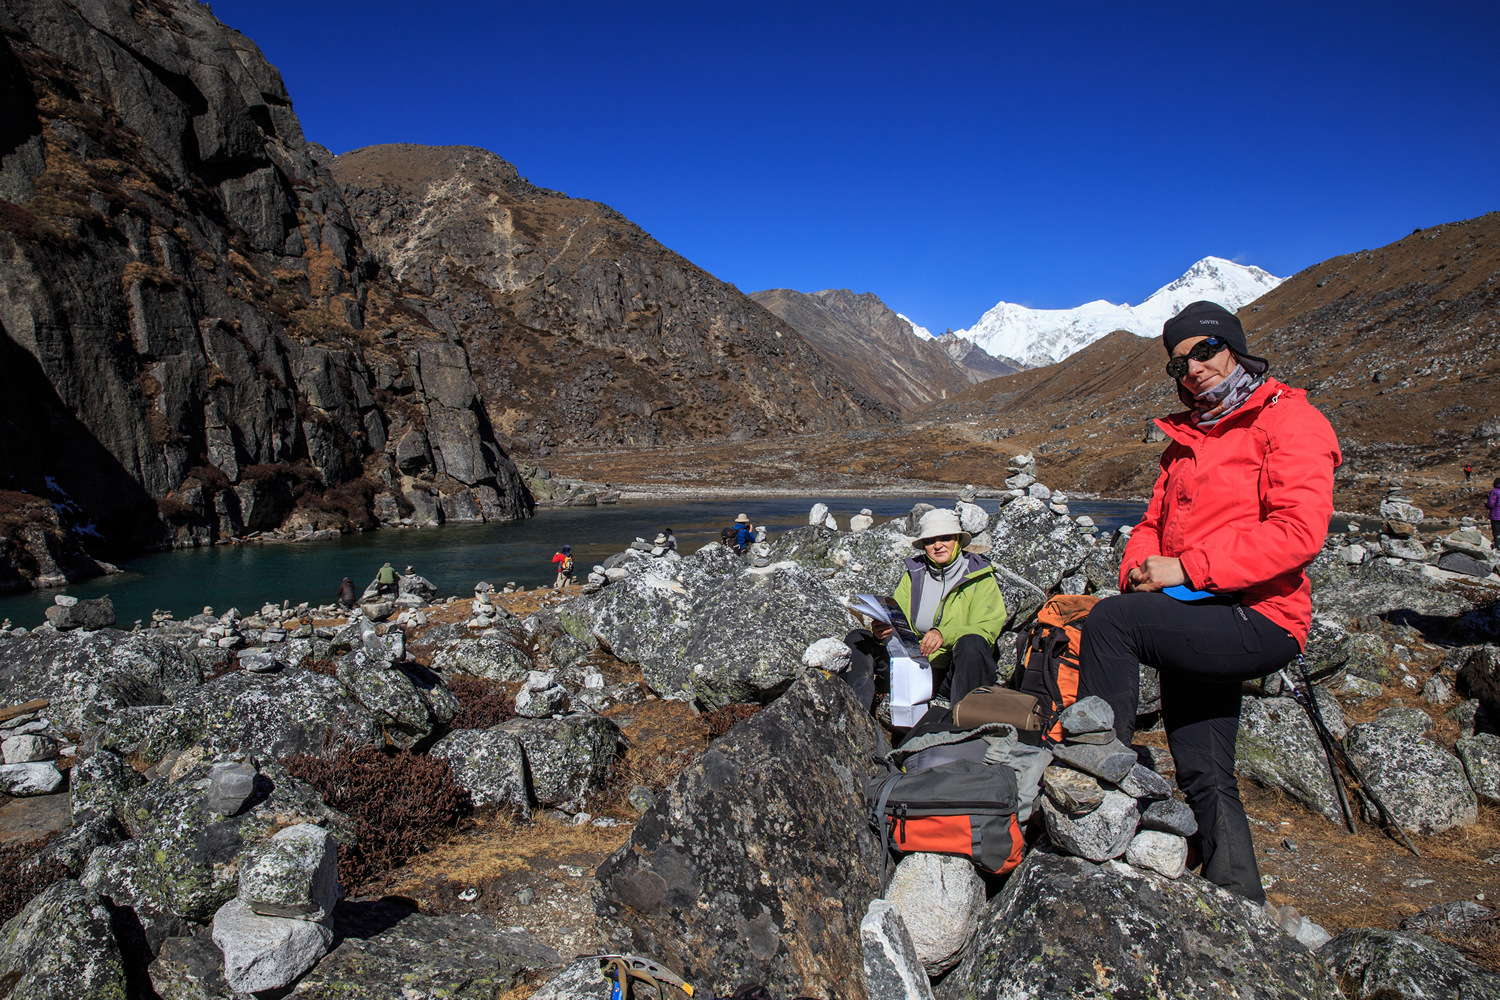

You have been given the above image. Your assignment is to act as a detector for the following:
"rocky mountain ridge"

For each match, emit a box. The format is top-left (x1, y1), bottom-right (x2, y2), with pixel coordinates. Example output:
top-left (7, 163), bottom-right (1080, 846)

top-left (332, 144), bottom-right (894, 454)
top-left (748, 287), bottom-right (1019, 416)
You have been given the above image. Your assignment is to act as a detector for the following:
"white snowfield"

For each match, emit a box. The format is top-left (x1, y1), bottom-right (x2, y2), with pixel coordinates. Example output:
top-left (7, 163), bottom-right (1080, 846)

top-left (957, 257), bottom-right (1284, 368)
top-left (897, 313), bottom-right (934, 341)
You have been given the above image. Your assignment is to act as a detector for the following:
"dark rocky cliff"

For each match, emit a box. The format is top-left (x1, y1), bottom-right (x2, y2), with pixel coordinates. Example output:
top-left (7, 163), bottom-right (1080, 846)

top-left (332, 144), bottom-right (894, 453)
top-left (0, 0), bottom-right (530, 588)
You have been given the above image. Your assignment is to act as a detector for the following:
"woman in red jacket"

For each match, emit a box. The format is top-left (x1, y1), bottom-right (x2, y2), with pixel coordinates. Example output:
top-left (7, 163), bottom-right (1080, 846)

top-left (1077, 300), bottom-right (1341, 903)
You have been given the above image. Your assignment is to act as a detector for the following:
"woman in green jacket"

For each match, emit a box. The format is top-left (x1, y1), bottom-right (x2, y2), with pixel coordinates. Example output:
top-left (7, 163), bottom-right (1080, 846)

top-left (844, 508), bottom-right (1008, 716)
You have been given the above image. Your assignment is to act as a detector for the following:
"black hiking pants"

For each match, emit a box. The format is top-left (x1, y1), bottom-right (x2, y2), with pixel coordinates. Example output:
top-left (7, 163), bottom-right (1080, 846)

top-left (842, 628), bottom-right (996, 716)
top-left (1075, 592), bottom-right (1299, 904)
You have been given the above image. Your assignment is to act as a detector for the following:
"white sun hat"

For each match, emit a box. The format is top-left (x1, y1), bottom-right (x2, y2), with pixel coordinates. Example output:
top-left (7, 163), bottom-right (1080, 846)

top-left (910, 508), bottom-right (972, 549)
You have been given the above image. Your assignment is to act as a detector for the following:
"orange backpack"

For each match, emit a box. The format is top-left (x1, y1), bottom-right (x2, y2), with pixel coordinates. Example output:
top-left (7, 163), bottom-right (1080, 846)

top-left (1015, 594), bottom-right (1099, 743)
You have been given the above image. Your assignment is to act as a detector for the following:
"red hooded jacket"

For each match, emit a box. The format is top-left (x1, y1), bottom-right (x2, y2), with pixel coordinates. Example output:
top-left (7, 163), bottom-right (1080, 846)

top-left (1120, 378), bottom-right (1342, 647)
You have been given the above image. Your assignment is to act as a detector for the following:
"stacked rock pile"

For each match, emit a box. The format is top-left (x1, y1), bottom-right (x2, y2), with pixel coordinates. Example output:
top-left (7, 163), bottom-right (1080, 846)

top-left (1330, 486), bottom-right (1500, 580)
top-left (586, 535), bottom-right (683, 587)
top-left (1039, 696), bottom-right (1336, 947)
top-left (0, 698), bottom-right (73, 796)
top-left (211, 823), bottom-right (342, 994)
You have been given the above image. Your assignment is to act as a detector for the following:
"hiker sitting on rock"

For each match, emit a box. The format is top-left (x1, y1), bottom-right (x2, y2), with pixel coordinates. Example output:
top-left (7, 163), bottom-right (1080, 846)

top-left (1075, 300), bottom-right (1341, 904)
top-left (336, 577), bottom-right (357, 609)
top-left (842, 508), bottom-right (1007, 717)
top-left (374, 562), bottom-right (399, 595)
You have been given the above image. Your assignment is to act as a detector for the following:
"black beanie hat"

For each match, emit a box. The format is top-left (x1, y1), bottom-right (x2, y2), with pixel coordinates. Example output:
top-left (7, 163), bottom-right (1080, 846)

top-left (1162, 300), bottom-right (1268, 375)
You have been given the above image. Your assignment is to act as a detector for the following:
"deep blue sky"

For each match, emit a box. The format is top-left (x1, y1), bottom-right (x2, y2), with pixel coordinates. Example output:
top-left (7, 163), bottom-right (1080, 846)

top-left (211, 1), bottom-right (1498, 334)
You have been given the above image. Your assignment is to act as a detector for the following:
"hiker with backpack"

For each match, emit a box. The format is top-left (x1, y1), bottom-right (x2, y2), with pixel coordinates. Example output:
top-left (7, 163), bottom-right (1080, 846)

top-left (1074, 300), bottom-right (1341, 904)
top-left (551, 545), bottom-right (575, 589)
top-left (843, 508), bottom-right (1007, 718)
top-left (722, 513), bottom-right (753, 553)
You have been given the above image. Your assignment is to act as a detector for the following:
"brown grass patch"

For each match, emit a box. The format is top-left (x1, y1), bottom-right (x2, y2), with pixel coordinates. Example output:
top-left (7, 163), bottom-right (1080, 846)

top-left (448, 675), bottom-right (518, 730)
top-left (604, 697), bottom-right (713, 797)
top-left (391, 813), bottom-right (630, 891)
top-left (284, 744), bottom-right (470, 890)
top-left (0, 835), bottom-right (68, 925)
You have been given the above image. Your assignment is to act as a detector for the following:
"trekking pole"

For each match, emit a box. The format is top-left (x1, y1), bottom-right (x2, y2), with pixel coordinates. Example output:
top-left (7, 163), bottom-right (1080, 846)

top-left (1275, 666), bottom-right (1356, 833)
top-left (1279, 656), bottom-right (1422, 858)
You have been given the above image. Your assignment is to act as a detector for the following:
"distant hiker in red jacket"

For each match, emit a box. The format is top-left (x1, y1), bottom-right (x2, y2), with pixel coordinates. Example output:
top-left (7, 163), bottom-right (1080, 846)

top-left (1077, 300), bottom-right (1341, 905)
top-left (1487, 478), bottom-right (1500, 543)
top-left (551, 545), bottom-right (575, 590)
top-left (1465, 463), bottom-right (1473, 483)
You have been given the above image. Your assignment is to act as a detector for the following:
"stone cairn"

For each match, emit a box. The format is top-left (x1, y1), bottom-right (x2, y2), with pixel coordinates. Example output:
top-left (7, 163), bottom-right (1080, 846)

top-left (0, 696), bottom-right (74, 798)
top-left (1332, 482), bottom-right (1499, 580)
top-left (211, 822), bottom-right (342, 993)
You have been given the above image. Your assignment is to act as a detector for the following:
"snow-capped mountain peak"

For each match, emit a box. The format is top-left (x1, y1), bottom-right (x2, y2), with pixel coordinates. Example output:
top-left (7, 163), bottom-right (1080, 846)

top-left (957, 257), bottom-right (1284, 368)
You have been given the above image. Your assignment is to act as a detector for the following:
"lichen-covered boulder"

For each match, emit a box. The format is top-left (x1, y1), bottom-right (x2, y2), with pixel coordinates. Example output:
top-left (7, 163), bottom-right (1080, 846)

top-left (335, 653), bottom-right (458, 749)
top-left (81, 759), bottom-right (352, 948)
top-left (1304, 617), bottom-right (1352, 675)
top-left (595, 670), bottom-right (887, 999)
top-left (1322, 928), bottom-right (1500, 1000)
top-left (1456, 733), bottom-right (1500, 805)
top-left (429, 727), bottom-right (531, 816)
top-left (0, 880), bottom-right (129, 1000)
top-left (984, 497), bottom-right (1092, 593)
top-left (1237, 697), bottom-right (1344, 824)
top-left (238, 823), bottom-right (342, 921)
top-left (137, 670), bottom-right (384, 762)
top-left (496, 714), bottom-right (621, 809)
top-left (289, 899), bottom-right (562, 999)
top-left (573, 554), bottom-right (852, 708)
top-left (0, 628), bottom-right (200, 729)
top-left (942, 852), bottom-right (1343, 999)
top-left (70, 748), bottom-right (145, 823)
top-left (767, 521), bottom-right (912, 605)
top-left (1344, 724), bottom-right (1477, 834)
top-left (428, 629), bottom-right (535, 682)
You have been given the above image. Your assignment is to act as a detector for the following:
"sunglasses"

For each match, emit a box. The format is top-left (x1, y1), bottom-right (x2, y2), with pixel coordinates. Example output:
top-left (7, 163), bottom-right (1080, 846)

top-left (1165, 337), bottom-right (1229, 379)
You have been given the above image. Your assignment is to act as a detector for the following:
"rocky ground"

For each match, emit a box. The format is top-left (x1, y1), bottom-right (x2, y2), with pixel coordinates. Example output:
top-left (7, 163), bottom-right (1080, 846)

top-left (0, 485), bottom-right (1498, 998)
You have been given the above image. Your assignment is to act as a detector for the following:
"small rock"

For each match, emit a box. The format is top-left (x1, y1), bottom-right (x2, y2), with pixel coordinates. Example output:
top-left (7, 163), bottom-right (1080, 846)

top-left (802, 637), bottom-right (852, 673)
top-left (1042, 790), bottom-right (1138, 862)
top-left (1042, 766), bottom-right (1105, 815)
top-left (203, 762), bottom-right (258, 816)
top-left (1, 734), bottom-right (60, 765)
top-left (1140, 798), bottom-right (1197, 837)
top-left (212, 897), bottom-right (333, 994)
top-left (1059, 696), bottom-right (1114, 736)
top-left (238, 649), bottom-right (278, 673)
top-left (1125, 830), bottom-right (1187, 878)
top-left (0, 761), bottom-right (64, 796)
top-left (860, 899), bottom-right (936, 1000)
top-left (1051, 740), bottom-right (1137, 784)
top-left (885, 852), bottom-right (985, 976)
top-left (1118, 764), bottom-right (1172, 802)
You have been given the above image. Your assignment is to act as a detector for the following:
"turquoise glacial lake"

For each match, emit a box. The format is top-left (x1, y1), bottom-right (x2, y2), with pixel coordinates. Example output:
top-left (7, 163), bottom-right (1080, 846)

top-left (0, 496), bottom-right (1147, 629)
